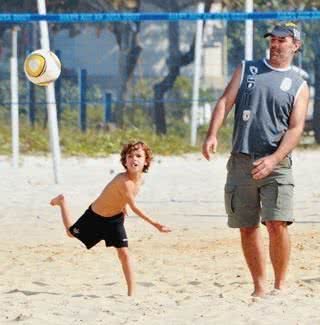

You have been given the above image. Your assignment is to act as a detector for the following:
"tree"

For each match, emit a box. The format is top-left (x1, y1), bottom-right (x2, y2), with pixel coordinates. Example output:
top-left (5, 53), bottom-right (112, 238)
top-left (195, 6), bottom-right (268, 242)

top-left (51, 0), bottom-right (143, 127)
top-left (148, 0), bottom-right (215, 134)
top-left (0, 0), bottom-right (142, 127)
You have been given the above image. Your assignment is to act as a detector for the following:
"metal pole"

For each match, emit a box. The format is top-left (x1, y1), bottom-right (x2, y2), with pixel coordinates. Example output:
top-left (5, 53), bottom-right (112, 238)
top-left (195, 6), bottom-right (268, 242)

top-left (37, 0), bottom-right (61, 183)
top-left (54, 50), bottom-right (62, 124)
top-left (190, 2), bottom-right (204, 146)
top-left (11, 27), bottom-right (19, 168)
top-left (245, 0), bottom-right (253, 60)
top-left (27, 64), bottom-right (36, 126)
top-left (104, 93), bottom-right (112, 123)
top-left (78, 69), bottom-right (87, 132)
top-left (26, 25), bottom-right (36, 127)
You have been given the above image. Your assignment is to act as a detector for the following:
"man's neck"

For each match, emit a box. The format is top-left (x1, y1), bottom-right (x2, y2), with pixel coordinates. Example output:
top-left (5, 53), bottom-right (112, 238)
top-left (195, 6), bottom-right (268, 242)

top-left (267, 58), bottom-right (292, 70)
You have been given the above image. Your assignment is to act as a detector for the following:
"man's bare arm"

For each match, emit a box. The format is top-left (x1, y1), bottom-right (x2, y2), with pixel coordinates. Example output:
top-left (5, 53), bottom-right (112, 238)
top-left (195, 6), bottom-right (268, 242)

top-left (273, 82), bottom-right (310, 160)
top-left (202, 64), bottom-right (242, 160)
top-left (252, 82), bottom-right (310, 180)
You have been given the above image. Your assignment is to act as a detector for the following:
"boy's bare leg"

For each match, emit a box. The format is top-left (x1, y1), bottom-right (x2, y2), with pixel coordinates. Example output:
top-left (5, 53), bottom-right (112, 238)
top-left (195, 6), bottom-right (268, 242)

top-left (240, 226), bottom-right (267, 297)
top-left (116, 247), bottom-right (135, 296)
top-left (50, 194), bottom-right (74, 237)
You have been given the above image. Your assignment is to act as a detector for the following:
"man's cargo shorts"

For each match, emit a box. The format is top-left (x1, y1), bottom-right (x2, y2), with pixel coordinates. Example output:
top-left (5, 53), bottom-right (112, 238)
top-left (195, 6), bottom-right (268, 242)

top-left (224, 153), bottom-right (294, 228)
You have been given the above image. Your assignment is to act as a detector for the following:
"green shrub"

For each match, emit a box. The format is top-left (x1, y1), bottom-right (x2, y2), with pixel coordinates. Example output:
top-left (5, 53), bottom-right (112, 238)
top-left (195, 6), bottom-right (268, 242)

top-left (0, 121), bottom-right (213, 156)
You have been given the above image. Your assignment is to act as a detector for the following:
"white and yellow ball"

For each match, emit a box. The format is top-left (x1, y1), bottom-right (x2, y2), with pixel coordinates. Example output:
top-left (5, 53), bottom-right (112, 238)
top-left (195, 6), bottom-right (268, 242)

top-left (24, 49), bottom-right (61, 86)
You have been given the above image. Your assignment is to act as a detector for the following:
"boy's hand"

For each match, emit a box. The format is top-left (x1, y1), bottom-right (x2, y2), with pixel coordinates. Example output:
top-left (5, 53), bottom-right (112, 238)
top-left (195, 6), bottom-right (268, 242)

top-left (154, 222), bottom-right (171, 233)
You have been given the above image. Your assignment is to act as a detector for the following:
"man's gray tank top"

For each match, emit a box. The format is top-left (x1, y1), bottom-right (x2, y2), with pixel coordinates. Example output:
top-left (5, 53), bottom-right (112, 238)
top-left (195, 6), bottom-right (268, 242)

top-left (232, 59), bottom-right (306, 156)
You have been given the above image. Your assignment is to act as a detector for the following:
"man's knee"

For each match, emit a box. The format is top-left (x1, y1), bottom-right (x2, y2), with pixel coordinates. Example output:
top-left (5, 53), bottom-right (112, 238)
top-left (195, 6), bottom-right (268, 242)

top-left (265, 221), bottom-right (288, 236)
top-left (240, 226), bottom-right (259, 237)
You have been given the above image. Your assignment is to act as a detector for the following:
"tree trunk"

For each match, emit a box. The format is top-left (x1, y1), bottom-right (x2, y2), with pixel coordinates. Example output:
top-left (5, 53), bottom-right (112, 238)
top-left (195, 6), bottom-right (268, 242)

top-left (153, 1), bottom-right (213, 134)
top-left (154, 85), bottom-right (167, 135)
top-left (153, 20), bottom-right (181, 134)
top-left (154, 66), bottom-right (180, 134)
top-left (114, 22), bottom-right (142, 127)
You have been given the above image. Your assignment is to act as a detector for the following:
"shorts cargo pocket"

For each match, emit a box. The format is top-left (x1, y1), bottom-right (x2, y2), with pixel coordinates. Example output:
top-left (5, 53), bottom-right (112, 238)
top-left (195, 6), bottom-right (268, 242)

top-left (276, 180), bottom-right (294, 209)
top-left (280, 156), bottom-right (293, 169)
top-left (224, 184), bottom-right (235, 215)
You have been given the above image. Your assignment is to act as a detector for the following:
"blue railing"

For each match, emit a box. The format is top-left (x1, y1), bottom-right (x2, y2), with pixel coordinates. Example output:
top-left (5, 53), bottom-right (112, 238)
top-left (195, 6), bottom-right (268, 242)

top-left (1, 11), bottom-right (320, 23)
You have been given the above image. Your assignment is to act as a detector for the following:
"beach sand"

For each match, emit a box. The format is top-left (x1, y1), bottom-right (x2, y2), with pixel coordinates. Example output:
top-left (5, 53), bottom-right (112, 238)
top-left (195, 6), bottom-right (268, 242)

top-left (1, 150), bottom-right (319, 324)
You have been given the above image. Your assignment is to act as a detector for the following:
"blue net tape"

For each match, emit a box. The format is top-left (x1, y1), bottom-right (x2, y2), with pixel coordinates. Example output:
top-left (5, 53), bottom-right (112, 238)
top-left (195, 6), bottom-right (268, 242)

top-left (1, 11), bottom-right (320, 23)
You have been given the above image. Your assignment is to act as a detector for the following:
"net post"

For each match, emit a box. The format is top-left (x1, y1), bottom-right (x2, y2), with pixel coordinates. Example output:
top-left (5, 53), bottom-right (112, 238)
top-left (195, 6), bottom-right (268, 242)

top-left (37, 0), bottom-right (61, 184)
top-left (11, 26), bottom-right (19, 168)
top-left (78, 68), bottom-right (87, 132)
top-left (190, 2), bottom-right (205, 146)
top-left (104, 92), bottom-right (112, 123)
top-left (245, 0), bottom-right (253, 60)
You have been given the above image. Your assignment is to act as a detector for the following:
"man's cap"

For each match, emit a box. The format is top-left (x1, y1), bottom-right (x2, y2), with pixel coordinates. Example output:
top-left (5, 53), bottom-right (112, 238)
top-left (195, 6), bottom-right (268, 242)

top-left (264, 22), bottom-right (301, 40)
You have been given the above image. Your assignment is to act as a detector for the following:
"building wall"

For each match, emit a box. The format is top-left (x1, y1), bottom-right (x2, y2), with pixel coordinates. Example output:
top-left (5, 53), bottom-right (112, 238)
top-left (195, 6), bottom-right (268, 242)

top-left (52, 3), bottom-right (226, 91)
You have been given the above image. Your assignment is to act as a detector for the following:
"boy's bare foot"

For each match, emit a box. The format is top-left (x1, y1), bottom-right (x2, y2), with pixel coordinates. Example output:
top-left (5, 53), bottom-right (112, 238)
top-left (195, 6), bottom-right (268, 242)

top-left (50, 194), bottom-right (65, 206)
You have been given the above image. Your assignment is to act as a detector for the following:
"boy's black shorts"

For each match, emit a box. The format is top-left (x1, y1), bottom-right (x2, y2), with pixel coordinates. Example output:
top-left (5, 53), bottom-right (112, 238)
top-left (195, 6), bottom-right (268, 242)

top-left (69, 205), bottom-right (128, 249)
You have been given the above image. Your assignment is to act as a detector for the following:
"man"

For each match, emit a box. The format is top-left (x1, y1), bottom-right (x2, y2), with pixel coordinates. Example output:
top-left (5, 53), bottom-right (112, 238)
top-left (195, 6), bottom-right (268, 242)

top-left (202, 22), bottom-right (309, 297)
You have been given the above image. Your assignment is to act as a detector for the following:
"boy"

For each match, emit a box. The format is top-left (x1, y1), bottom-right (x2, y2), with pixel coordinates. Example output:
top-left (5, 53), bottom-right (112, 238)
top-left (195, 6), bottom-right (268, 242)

top-left (50, 141), bottom-right (171, 296)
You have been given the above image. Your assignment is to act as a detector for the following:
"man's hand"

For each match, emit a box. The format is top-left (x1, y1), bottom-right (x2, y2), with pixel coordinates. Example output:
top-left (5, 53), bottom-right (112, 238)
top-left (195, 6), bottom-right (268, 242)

top-left (251, 155), bottom-right (279, 180)
top-left (202, 136), bottom-right (218, 161)
top-left (154, 222), bottom-right (172, 233)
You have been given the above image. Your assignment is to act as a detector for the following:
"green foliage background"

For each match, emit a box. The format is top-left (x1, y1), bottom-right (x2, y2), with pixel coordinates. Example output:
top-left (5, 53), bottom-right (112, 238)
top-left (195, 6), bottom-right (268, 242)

top-left (0, 76), bottom-right (233, 156)
top-left (1, 0), bottom-right (319, 155)
top-left (0, 72), bottom-right (316, 157)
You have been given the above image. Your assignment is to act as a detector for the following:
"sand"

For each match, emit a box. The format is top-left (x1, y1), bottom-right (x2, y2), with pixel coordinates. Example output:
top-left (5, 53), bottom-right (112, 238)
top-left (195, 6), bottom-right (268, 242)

top-left (0, 150), bottom-right (319, 324)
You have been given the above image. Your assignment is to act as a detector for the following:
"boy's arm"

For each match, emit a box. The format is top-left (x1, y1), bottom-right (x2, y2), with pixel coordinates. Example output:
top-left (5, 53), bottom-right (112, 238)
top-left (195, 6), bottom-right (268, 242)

top-left (124, 181), bottom-right (171, 233)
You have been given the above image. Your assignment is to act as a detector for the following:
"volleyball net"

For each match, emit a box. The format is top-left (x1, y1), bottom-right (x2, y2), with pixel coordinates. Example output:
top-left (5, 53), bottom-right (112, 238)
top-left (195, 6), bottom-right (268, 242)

top-left (1, 10), bottom-right (319, 139)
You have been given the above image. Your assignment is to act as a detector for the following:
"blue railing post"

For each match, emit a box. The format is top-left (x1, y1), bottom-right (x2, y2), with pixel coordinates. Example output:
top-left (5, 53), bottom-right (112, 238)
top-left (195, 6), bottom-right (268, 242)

top-left (26, 25), bottom-right (36, 127)
top-left (104, 92), bottom-right (112, 123)
top-left (54, 50), bottom-right (62, 124)
top-left (78, 68), bottom-right (87, 132)
top-left (25, 47), bottom-right (36, 127)
top-left (27, 75), bottom-right (35, 127)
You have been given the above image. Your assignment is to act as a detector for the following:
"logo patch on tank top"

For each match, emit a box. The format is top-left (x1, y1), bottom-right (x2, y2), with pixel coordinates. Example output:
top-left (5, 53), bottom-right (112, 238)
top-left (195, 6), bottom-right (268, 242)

top-left (246, 80), bottom-right (255, 90)
top-left (249, 66), bottom-right (258, 75)
top-left (246, 75), bottom-right (256, 90)
top-left (246, 66), bottom-right (258, 90)
top-left (280, 77), bottom-right (292, 92)
top-left (242, 110), bottom-right (251, 121)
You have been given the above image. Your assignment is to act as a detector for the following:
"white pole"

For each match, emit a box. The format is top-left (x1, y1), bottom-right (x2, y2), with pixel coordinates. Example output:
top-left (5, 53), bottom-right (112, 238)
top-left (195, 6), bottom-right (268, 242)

top-left (245, 0), bottom-right (253, 60)
top-left (11, 27), bottom-right (19, 168)
top-left (37, 0), bottom-right (61, 184)
top-left (190, 2), bottom-right (205, 146)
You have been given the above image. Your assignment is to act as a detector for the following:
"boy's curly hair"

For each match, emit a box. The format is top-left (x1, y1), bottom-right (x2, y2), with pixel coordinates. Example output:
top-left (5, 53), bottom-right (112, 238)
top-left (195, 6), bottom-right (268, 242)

top-left (120, 141), bottom-right (153, 173)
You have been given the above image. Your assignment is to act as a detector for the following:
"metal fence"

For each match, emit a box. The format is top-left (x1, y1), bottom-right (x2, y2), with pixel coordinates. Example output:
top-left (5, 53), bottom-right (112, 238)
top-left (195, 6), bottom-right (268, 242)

top-left (1, 11), bottom-right (319, 138)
